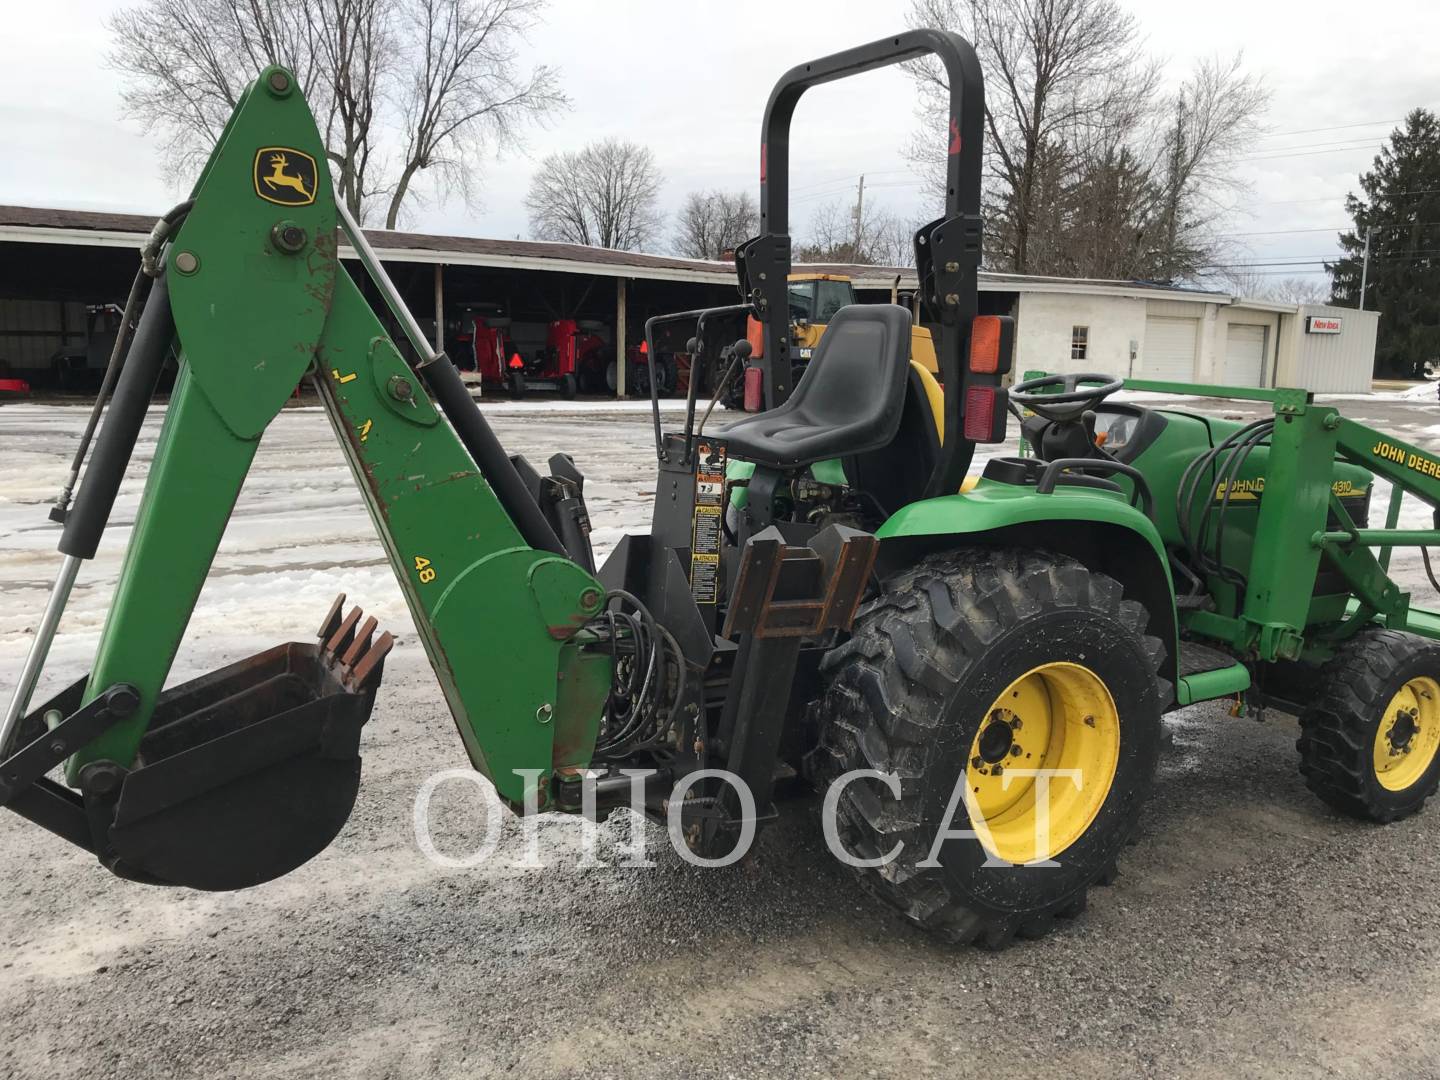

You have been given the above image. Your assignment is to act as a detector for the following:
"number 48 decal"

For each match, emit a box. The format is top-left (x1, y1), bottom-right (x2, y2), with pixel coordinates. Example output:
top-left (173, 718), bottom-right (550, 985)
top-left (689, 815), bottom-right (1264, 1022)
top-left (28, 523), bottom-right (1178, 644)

top-left (414, 555), bottom-right (437, 584)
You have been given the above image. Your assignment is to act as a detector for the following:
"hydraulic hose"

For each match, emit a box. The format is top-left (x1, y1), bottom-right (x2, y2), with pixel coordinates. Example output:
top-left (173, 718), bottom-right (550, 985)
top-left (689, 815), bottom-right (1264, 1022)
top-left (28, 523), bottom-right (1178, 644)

top-left (49, 200), bottom-right (192, 523)
top-left (59, 274), bottom-right (175, 561)
top-left (48, 271), bottom-right (149, 523)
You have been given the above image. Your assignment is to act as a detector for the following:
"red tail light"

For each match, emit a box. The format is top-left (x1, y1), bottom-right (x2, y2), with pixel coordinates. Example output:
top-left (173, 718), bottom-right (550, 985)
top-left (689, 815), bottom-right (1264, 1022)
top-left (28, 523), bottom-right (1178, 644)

top-left (963, 385), bottom-right (1009, 443)
top-left (743, 366), bottom-right (764, 412)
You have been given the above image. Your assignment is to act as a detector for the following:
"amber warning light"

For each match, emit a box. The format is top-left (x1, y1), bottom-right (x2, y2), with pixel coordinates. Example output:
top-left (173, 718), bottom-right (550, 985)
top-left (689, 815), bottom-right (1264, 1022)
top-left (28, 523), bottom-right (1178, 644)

top-left (968, 315), bottom-right (1015, 375)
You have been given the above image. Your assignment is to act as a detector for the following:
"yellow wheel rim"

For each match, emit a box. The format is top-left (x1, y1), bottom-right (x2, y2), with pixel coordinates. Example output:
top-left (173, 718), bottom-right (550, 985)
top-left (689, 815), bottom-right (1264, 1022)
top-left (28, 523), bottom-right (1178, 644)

top-left (964, 662), bottom-right (1120, 864)
top-left (1373, 676), bottom-right (1440, 792)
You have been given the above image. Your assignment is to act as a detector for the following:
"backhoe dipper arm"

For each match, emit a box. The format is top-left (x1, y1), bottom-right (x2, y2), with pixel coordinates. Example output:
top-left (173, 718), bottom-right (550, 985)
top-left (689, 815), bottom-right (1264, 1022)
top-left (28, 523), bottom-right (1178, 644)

top-left (14, 67), bottom-right (607, 822)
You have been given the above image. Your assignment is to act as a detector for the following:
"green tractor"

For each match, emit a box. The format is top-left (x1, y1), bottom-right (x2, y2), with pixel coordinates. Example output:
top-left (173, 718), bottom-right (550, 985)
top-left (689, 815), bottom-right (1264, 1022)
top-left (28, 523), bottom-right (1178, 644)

top-left (5, 31), bottom-right (1440, 948)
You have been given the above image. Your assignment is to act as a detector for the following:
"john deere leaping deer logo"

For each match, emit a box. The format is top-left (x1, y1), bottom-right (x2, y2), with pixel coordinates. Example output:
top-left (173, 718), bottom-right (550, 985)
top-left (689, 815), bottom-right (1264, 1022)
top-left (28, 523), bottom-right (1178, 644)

top-left (253, 147), bottom-right (317, 206)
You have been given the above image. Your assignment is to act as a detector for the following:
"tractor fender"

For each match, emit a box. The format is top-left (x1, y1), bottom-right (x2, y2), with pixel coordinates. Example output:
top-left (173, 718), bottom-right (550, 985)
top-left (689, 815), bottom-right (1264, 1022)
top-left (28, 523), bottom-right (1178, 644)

top-left (875, 484), bottom-right (1179, 699)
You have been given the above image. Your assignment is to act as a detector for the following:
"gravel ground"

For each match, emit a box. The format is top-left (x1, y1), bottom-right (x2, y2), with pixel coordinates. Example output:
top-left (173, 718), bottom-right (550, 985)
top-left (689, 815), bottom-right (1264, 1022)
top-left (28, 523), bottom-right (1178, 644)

top-left (4, 393), bottom-right (1440, 1080)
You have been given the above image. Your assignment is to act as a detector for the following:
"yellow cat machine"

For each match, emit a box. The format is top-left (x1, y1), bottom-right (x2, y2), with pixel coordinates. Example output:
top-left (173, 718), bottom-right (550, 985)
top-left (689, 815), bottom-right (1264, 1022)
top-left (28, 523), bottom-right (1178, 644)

top-left (733, 274), bottom-right (939, 410)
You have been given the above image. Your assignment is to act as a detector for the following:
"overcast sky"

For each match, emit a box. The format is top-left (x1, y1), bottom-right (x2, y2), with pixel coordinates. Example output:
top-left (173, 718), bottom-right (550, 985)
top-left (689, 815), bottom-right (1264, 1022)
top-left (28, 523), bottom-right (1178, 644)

top-left (3, 0), bottom-right (1439, 289)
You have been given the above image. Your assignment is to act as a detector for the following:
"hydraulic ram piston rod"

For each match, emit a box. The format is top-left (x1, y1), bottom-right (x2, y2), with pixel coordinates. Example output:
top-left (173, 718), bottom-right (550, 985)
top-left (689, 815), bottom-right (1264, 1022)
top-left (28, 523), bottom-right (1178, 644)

top-left (334, 200), bottom-right (441, 367)
top-left (1, 555), bottom-right (81, 753)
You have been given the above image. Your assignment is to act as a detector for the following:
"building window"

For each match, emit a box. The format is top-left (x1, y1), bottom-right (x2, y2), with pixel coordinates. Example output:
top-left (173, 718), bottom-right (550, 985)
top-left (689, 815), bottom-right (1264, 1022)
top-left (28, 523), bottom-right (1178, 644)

top-left (1071, 325), bottom-right (1089, 361)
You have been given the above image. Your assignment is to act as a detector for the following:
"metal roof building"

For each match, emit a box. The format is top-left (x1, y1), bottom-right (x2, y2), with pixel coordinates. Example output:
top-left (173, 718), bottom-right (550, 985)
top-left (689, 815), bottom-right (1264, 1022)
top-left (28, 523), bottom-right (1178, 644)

top-left (0, 205), bottom-right (1376, 394)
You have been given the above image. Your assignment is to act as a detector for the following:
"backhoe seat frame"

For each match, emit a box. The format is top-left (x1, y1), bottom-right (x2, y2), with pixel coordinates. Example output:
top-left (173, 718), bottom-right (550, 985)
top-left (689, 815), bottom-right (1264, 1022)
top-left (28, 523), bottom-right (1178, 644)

top-left (844, 365), bottom-right (942, 516)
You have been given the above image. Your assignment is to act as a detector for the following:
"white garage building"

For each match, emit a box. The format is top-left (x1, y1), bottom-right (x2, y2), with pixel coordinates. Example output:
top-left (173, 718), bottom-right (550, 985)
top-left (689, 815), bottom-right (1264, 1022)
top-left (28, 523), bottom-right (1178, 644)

top-left (995, 275), bottom-right (1378, 394)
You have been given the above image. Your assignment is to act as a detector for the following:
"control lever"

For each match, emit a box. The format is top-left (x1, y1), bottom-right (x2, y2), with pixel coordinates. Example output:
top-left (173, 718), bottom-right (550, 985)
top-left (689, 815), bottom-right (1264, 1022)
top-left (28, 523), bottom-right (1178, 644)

top-left (697, 339), bottom-right (752, 440)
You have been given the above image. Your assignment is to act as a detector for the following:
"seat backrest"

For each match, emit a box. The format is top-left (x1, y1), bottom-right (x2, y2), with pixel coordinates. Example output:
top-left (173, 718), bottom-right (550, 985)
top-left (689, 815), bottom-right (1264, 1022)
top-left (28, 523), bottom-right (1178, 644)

top-left (717, 304), bottom-right (914, 471)
top-left (787, 304), bottom-right (913, 435)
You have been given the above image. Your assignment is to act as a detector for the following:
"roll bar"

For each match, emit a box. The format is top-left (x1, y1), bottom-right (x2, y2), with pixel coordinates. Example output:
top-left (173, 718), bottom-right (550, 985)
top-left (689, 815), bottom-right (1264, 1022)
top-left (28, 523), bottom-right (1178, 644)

top-left (733, 29), bottom-right (986, 499)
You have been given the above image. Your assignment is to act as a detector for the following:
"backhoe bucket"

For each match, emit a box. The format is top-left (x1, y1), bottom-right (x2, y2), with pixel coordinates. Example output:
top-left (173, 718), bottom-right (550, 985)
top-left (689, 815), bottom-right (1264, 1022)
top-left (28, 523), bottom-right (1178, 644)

top-left (103, 595), bottom-right (393, 890)
top-left (2, 596), bottom-right (395, 891)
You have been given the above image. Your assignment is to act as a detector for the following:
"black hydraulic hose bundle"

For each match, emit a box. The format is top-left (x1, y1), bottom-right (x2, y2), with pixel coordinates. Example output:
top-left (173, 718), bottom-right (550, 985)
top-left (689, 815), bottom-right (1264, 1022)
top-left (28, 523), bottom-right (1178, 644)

top-left (591, 588), bottom-right (688, 757)
top-left (1175, 418), bottom-right (1276, 599)
top-left (1210, 422), bottom-right (1275, 597)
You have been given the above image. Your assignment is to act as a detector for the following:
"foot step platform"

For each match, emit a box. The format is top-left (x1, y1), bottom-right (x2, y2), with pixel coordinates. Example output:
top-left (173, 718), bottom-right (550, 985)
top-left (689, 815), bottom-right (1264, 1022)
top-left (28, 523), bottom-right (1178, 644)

top-left (1176, 640), bottom-right (1251, 706)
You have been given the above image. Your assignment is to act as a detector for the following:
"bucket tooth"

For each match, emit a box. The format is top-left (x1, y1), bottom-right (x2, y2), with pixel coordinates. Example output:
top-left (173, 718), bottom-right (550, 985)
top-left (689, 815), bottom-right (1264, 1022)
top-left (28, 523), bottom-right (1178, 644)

top-left (318, 593), bottom-right (347, 641)
top-left (340, 615), bottom-right (378, 669)
top-left (347, 631), bottom-right (395, 691)
top-left (324, 604), bottom-right (364, 659)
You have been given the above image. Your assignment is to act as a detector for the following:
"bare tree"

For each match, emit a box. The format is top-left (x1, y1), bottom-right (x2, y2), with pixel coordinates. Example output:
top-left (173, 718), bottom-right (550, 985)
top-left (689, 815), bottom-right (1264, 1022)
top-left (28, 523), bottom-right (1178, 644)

top-left (1150, 54), bottom-right (1269, 280)
top-left (794, 200), bottom-right (918, 266)
top-left (309, 0), bottom-right (389, 218)
top-left (1221, 269), bottom-right (1329, 305)
top-left (109, 0), bottom-right (325, 171)
top-left (1267, 276), bottom-right (1329, 306)
top-left (526, 139), bottom-right (664, 250)
top-left (387, 0), bottom-right (563, 228)
top-left (673, 189), bottom-right (758, 260)
top-left (903, 1), bottom-right (1267, 282)
top-left (906, 0), bottom-right (1154, 273)
top-left (864, 211), bottom-right (920, 267)
top-left (107, 0), bottom-right (565, 224)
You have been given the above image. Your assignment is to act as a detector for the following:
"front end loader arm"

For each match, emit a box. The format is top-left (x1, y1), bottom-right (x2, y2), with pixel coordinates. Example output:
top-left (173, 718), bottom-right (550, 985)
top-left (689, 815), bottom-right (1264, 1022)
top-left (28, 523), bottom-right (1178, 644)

top-left (1, 67), bottom-right (608, 888)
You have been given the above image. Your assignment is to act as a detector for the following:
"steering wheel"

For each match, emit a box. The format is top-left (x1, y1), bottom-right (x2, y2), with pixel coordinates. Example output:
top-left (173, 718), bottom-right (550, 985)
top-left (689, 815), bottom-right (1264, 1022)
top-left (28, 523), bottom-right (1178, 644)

top-left (1009, 373), bottom-right (1124, 423)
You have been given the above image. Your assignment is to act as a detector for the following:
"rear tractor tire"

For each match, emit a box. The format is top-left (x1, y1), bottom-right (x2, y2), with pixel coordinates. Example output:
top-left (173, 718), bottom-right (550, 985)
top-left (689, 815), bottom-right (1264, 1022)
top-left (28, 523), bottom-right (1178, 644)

top-left (809, 548), bottom-right (1167, 946)
top-left (1297, 628), bottom-right (1440, 822)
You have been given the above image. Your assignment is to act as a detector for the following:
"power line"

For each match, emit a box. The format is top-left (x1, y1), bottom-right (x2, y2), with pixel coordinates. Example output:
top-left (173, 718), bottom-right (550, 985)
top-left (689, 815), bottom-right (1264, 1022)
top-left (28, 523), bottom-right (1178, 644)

top-left (1236, 142), bottom-right (1382, 163)
top-left (790, 167), bottom-right (918, 195)
top-left (1215, 268), bottom-right (1334, 277)
top-left (1238, 187), bottom-right (1440, 207)
top-left (1200, 252), bottom-right (1440, 270)
top-left (1219, 221), bottom-right (1440, 237)
top-left (1255, 118), bottom-right (1405, 140)
top-left (1246, 136), bottom-right (1386, 153)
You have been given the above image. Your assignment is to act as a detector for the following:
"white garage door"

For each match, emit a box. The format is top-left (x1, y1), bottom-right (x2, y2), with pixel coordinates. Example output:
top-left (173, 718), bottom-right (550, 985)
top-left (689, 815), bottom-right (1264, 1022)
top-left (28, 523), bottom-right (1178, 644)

top-left (1142, 317), bottom-right (1198, 381)
top-left (1224, 324), bottom-right (1267, 387)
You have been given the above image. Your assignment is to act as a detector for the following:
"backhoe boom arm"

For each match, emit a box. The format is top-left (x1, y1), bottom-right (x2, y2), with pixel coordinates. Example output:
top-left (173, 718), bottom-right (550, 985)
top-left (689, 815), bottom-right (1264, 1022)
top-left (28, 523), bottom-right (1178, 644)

top-left (2, 66), bottom-right (610, 888)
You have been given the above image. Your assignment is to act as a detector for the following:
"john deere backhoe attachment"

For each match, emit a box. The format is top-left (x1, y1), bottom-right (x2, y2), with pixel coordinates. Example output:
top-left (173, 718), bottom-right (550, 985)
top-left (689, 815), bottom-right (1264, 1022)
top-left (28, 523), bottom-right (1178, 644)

top-left (1, 63), bottom-right (608, 888)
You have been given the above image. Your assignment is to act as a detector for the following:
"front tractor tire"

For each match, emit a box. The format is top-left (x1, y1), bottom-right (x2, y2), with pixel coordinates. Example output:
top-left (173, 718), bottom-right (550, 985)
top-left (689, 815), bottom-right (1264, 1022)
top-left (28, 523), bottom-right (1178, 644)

top-left (810, 548), bottom-right (1166, 946)
top-left (1297, 629), bottom-right (1440, 823)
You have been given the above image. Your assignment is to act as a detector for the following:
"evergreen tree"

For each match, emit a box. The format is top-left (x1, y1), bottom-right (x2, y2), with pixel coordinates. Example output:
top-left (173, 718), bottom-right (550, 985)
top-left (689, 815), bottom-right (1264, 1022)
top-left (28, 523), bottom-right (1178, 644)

top-left (1329, 109), bottom-right (1440, 377)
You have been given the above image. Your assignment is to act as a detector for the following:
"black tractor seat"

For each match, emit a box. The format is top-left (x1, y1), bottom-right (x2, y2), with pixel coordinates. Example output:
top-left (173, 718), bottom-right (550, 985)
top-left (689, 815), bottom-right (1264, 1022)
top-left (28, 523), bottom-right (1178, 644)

top-left (720, 305), bottom-right (914, 469)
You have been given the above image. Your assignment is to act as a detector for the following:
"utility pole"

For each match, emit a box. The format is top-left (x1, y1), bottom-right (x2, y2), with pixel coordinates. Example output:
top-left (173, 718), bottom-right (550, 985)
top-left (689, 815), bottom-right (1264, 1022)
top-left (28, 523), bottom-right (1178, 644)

top-left (1358, 225), bottom-right (1373, 310)
top-left (851, 174), bottom-right (865, 257)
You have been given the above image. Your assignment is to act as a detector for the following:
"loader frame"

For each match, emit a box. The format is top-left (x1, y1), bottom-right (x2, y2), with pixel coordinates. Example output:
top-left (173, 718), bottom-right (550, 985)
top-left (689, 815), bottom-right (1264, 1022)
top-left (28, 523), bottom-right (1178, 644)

top-left (1123, 378), bottom-right (1440, 664)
